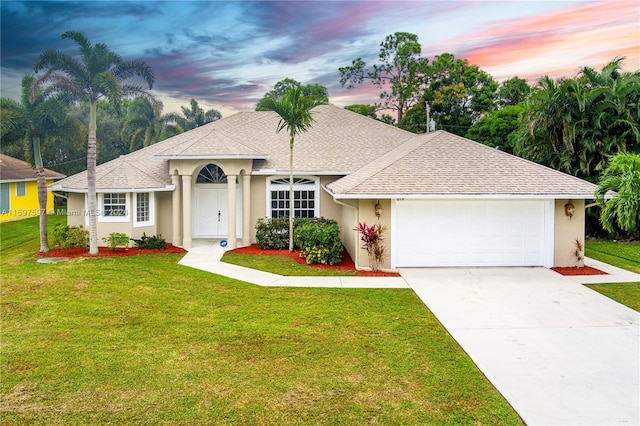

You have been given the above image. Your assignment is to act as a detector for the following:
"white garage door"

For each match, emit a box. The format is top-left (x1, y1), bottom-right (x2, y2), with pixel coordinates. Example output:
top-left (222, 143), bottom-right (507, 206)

top-left (394, 199), bottom-right (552, 267)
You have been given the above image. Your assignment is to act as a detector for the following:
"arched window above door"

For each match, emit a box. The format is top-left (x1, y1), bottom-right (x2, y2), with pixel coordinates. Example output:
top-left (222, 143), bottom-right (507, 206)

top-left (196, 164), bottom-right (227, 184)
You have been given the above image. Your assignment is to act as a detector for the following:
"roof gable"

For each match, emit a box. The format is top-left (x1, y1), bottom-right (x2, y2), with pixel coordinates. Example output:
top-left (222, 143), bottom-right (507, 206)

top-left (326, 131), bottom-right (598, 198)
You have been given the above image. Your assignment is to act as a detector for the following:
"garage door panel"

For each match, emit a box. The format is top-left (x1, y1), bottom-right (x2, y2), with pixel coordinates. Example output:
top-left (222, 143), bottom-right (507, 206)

top-left (395, 200), bottom-right (550, 267)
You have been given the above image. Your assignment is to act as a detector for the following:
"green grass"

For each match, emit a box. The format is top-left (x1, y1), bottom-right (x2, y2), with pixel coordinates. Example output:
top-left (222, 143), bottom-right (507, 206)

top-left (1, 218), bottom-right (522, 424)
top-left (585, 239), bottom-right (640, 311)
top-left (222, 251), bottom-right (359, 276)
top-left (585, 239), bottom-right (640, 274)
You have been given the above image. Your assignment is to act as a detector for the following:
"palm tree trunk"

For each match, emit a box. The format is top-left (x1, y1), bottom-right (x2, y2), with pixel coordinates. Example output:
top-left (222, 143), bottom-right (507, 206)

top-left (289, 135), bottom-right (294, 252)
top-left (87, 101), bottom-right (99, 254)
top-left (33, 137), bottom-right (49, 253)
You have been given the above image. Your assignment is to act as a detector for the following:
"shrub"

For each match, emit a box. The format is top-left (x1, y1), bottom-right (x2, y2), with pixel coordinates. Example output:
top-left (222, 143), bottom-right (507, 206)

top-left (51, 224), bottom-right (89, 249)
top-left (102, 232), bottom-right (130, 250)
top-left (131, 233), bottom-right (167, 249)
top-left (294, 219), bottom-right (343, 265)
top-left (255, 217), bottom-right (289, 249)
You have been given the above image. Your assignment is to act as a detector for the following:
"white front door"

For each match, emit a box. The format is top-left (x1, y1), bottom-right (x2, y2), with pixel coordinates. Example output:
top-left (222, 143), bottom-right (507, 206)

top-left (194, 186), bottom-right (228, 237)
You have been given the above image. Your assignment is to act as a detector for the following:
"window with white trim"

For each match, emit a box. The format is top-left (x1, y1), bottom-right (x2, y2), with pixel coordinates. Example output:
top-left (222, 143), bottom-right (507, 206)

top-left (16, 182), bottom-right (26, 197)
top-left (99, 193), bottom-right (130, 222)
top-left (134, 192), bottom-right (154, 227)
top-left (267, 176), bottom-right (319, 219)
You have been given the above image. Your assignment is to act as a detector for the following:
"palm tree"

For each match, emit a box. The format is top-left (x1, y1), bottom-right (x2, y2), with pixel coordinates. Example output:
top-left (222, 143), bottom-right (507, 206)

top-left (259, 87), bottom-right (324, 251)
top-left (179, 99), bottom-right (221, 130)
top-left (34, 30), bottom-right (154, 254)
top-left (122, 97), bottom-right (182, 152)
top-left (595, 152), bottom-right (640, 236)
top-left (1, 76), bottom-right (67, 252)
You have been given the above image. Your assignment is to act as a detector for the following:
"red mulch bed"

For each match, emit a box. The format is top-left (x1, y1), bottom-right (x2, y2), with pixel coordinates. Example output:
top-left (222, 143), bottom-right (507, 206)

top-left (551, 266), bottom-right (608, 276)
top-left (228, 244), bottom-right (400, 277)
top-left (36, 245), bottom-right (186, 258)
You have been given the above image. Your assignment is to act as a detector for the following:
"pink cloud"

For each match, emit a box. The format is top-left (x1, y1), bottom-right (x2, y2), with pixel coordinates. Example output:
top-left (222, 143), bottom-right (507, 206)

top-left (436, 1), bottom-right (640, 81)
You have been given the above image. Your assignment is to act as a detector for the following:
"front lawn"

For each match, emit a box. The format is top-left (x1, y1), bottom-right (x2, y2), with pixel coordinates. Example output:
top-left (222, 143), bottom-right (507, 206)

top-left (585, 239), bottom-right (640, 311)
top-left (1, 217), bottom-right (522, 424)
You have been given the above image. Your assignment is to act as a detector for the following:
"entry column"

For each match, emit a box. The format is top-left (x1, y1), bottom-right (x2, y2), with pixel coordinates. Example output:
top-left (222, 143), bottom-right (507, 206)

top-left (171, 174), bottom-right (182, 247)
top-left (181, 174), bottom-right (192, 249)
top-left (242, 174), bottom-right (251, 246)
top-left (226, 174), bottom-right (237, 249)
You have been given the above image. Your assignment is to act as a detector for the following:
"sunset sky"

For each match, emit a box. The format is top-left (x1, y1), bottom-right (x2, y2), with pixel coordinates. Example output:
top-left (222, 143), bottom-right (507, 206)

top-left (1, 0), bottom-right (638, 118)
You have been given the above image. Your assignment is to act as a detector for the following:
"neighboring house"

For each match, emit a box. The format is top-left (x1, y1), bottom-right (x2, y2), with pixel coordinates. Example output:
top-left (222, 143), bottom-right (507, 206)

top-left (0, 154), bottom-right (64, 223)
top-left (52, 105), bottom-right (597, 269)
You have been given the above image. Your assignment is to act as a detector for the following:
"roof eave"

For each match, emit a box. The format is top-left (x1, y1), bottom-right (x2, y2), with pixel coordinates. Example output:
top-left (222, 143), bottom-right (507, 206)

top-left (154, 154), bottom-right (268, 160)
top-left (325, 192), bottom-right (598, 200)
top-left (48, 184), bottom-right (175, 193)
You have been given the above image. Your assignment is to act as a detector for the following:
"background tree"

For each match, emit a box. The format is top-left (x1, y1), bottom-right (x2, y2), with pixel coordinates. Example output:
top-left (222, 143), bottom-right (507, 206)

top-left (178, 98), bottom-right (221, 130)
top-left (515, 58), bottom-right (639, 178)
top-left (497, 77), bottom-right (531, 108)
top-left (34, 30), bottom-right (154, 254)
top-left (344, 104), bottom-right (378, 119)
top-left (595, 152), bottom-right (640, 237)
top-left (256, 78), bottom-right (328, 110)
top-left (400, 53), bottom-right (498, 135)
top-left (339, 32), bottom-right (427, 123)
top-left (465, 104), bottom-right (524, 153)
top-left (1, 75), bottom-right (67, 252)
top-left (121, 97), bottom-right (182, 152)
top-left (259, 87), bottom-right (325, 251)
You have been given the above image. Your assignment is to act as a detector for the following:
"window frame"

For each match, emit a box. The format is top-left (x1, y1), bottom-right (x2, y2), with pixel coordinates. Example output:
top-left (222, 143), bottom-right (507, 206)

top-left (98, 192), bottom-right (130, 223)
top-left (15, 181), bottom-right (26, 197)
top-left (133, 192), bottom-right (154, 227)
top-left (266, 176), bottom-right (319, 219)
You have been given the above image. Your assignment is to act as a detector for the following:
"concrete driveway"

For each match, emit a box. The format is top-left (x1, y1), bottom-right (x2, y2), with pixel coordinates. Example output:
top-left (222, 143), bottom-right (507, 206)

top-left (400, 267), bottom-right (640, 426)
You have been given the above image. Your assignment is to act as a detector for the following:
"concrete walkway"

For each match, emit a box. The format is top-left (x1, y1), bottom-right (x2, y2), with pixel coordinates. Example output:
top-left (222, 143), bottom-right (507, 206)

top-left (179, 240), bottom-right (640, 425)
top-left (178, 239), bottom-right (409, 288)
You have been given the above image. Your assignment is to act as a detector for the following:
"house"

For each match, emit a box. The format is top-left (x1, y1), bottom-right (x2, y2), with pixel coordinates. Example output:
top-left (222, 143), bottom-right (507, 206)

top-left (51, 105), bottom-right (597, 269)
top-left (0, 154), bottom-right (64, 223)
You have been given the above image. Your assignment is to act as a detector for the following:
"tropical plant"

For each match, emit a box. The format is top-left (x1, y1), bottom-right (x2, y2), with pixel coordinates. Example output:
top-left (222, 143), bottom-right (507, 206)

top-left (1, 75), bottom-right (67, 252)
top-left (355, 222), bottom-right (387, 272)
top-left (176, 98), bottom-right (221, 130)
top-left (258, 87), bottom-right (325, 251)
top-left (102, 232), bottom-right (130, 250)
top-left (515, 58), bottom-right (639, 178)
top-left (33, 30), bottom-right (155, 254)
top-left (121, 97), bottom-right (182, 151)
top-left (131, 232), bottom-right (167, 249)
top-left (595, 152), bottom-right (640, 237)
top-left (339, 32), bottom-right (428, 123)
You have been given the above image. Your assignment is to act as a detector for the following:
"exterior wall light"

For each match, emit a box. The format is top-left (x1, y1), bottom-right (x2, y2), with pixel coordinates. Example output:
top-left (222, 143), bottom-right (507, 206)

top-left (564, 201), bottom-right (575, 218)
top-left (374, 201), bottom-right (382, 218)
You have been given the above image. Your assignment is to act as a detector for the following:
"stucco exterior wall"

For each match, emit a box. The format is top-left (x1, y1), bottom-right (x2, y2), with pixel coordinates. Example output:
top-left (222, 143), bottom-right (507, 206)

top-left (156, 192), bottom-right (173, 242)
top-left (554, 199), bottom-right (586, 267)
top-left (338, 200), bottom-right (358, 265)
top-left (355, 199), bottom-right (392, 271)
top-left (66, 193), bottom-right (86, 228)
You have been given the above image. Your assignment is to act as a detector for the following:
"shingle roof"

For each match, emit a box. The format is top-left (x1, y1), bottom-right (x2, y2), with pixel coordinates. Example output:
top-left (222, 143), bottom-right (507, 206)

top-left (325, 131), bottom-right (598, 198)
top-left (53, 105), bottom-right (415, 191)
top-left (0, 154), bottom-right (65, 182)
